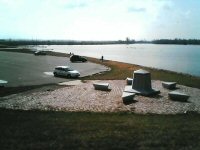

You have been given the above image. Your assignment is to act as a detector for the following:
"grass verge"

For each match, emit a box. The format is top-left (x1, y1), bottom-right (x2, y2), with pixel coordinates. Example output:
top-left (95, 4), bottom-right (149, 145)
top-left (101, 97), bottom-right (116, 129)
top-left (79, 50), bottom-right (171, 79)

top-left (84, 57), bottom-right (200, 89)
top-left (0, 108), bottom-right (200, 150)
top-left (0, 84), bottom-right (63, 98)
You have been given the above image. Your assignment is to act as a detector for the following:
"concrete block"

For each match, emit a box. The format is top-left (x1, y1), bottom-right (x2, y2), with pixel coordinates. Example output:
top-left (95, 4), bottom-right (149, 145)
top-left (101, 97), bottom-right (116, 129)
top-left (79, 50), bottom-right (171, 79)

top-left (122, 92), bottom-right (135, 103)
top-left (162, 82), bottom-right (176, 89)
top-left (126, 77), bottom-right (133, 85)
top-left (168, 91), bottom-right (189, 102)
top-left (93, 83), bottom-right (110, 91)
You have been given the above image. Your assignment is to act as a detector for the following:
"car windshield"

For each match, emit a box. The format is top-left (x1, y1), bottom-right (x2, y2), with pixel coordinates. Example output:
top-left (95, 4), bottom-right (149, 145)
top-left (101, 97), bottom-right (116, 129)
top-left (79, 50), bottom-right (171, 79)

top-left (65, 68), bottom-right (73, 71)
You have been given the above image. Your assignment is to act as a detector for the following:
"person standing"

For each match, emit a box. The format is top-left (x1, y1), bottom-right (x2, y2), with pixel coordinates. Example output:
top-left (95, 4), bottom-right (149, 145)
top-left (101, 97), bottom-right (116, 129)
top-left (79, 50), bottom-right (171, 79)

top-left (101, 55), bottom-right (104, 62)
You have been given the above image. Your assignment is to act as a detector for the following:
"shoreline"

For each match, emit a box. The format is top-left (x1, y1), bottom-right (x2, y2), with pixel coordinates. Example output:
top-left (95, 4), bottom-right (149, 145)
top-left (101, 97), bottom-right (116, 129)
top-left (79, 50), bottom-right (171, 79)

top-left (1, 48), bottom-right (200, 97)
top-left (1, 47), bottom-right (200, 78)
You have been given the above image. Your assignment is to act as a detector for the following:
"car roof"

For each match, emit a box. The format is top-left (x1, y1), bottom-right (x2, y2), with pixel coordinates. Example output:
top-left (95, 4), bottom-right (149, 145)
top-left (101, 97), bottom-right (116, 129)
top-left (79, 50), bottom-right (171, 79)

top-left (55, 66), bottom-right (70, 69)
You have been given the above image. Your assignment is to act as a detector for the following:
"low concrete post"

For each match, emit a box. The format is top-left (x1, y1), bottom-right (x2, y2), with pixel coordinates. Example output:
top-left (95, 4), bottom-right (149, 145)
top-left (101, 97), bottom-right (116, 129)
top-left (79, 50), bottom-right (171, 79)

top-left (132, 69), bottom-right (152, 91)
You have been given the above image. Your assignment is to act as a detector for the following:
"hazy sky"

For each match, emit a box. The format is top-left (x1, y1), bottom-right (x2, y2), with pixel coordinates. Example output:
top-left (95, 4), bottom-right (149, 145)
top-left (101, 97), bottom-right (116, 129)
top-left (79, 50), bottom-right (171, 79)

top-left (0, 0), bottom-right (200, 40)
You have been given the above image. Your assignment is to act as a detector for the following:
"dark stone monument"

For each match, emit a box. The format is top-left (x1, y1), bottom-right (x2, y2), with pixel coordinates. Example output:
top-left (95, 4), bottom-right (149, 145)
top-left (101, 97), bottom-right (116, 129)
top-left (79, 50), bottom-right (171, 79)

top-left (124, 69), bottom-right (160, 96)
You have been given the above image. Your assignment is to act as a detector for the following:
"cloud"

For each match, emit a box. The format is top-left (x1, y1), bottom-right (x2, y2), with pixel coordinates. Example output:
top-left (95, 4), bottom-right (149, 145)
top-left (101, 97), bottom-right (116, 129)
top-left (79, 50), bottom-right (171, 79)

top-left (128, 7), bottom-right (146, 13)
top-left (1, 0), bottom-right (200, 40)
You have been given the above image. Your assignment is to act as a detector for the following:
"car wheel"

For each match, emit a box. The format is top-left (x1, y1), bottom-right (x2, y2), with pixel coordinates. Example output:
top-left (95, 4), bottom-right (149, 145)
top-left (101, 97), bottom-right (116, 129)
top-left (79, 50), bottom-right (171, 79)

top-left (54, 73), bottom-right (58, 77)
top-left (67, 74), bottom-right (71, 78)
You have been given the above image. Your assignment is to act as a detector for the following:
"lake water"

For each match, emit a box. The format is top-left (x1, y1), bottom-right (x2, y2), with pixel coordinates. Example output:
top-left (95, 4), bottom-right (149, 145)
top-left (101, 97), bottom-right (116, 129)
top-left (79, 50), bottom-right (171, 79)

top-left (34, 44), bottom-right (200, 77)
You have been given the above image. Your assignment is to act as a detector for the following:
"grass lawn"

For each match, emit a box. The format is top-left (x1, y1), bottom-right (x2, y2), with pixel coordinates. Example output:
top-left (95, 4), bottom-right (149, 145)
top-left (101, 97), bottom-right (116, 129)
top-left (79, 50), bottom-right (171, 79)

top-left (0, 109), bottom-right (200, 150)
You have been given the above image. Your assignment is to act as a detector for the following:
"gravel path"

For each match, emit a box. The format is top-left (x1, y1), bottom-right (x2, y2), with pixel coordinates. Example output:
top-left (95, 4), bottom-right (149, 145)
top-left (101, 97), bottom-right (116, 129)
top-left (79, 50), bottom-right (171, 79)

top-left (0, 80), bottom-right (200, 114)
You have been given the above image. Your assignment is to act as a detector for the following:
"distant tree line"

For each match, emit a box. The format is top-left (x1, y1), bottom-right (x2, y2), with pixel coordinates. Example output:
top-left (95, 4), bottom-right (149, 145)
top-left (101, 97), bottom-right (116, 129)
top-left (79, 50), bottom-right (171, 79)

top-left (1, 38), bottom-right (200, 46)
top-left (152, 39), bottom-right (200, 45)
top-left (0, 39), bottom-right (135, 46)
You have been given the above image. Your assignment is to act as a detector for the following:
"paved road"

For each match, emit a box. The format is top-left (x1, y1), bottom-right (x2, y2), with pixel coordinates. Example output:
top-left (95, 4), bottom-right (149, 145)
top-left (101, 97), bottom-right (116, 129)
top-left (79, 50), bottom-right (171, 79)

top-left (0, 51), bottom-right (108, 87)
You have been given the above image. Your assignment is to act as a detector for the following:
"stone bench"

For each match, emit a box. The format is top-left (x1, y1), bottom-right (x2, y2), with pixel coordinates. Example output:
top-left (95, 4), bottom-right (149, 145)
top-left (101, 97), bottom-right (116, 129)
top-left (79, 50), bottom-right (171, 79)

top-left (0, 80), bottom-right (8, 87)
top-left (122, 92), bottom-right (135, 103)
top-left (93, 83), bottom-right (110, 91)
top-left (162, 82), bottom-right (176, 89)
top-left (168, 91), bottom-right (189, 102)
top-left (126, 78), bottom-right (133, 85)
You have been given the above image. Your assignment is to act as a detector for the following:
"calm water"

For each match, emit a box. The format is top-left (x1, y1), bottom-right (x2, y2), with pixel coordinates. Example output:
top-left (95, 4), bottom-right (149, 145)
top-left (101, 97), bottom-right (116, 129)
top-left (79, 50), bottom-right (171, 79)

top-left (35, 44), bottom-right (200, 77)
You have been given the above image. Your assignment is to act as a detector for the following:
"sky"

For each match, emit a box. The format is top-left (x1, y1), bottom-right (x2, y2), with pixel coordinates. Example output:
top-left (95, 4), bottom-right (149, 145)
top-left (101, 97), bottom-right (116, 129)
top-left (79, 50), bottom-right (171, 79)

top-left (0, 0), bottom-right (200, 41)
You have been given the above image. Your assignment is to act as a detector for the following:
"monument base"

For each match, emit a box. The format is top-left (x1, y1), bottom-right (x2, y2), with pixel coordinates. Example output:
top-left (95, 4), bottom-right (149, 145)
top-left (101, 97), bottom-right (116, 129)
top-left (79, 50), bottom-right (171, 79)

top-left (124, 86), bottom-right (160, 96)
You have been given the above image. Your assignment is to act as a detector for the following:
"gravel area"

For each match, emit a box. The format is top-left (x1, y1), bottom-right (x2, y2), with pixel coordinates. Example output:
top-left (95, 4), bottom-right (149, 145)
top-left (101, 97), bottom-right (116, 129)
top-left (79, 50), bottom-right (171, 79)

top-left (0, 80), bottom-right (200, 114)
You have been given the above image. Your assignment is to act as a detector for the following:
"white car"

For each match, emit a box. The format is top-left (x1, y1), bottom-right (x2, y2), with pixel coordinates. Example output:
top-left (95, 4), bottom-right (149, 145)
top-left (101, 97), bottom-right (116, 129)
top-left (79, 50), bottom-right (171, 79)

top-left (53, 66), bottom-right (80, 78)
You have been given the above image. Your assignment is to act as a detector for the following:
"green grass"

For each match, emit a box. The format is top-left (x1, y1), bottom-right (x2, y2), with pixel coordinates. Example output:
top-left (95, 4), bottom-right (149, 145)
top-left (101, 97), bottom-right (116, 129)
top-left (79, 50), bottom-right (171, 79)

top-left (148, 68), bottom-right (200, 88)
top-left (0, 108), bottom-right (200, 150)
top-left (84, 57), bottom-right (200, 89)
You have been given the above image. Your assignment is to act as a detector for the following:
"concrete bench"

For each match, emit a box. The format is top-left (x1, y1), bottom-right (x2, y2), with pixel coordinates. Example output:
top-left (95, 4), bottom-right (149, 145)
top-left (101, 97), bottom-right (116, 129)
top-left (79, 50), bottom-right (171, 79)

top-left (126, 78), bottom-right (133, 85)
top-left (168, 91), bottom-right (189, 102)
top-left (162, 82), bottom-right (176, 89)
top-left (0, 80), bottom-right (8, 87)
top-left (93, 83), bottom-right (110, 91)
top-left (122, 92), bottom-right (135, 103)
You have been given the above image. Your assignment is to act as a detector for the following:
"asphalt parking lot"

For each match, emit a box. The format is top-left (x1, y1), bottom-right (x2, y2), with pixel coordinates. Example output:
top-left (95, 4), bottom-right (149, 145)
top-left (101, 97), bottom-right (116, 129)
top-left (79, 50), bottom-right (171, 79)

top-left (0, 51), bottom-right (108, 87)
